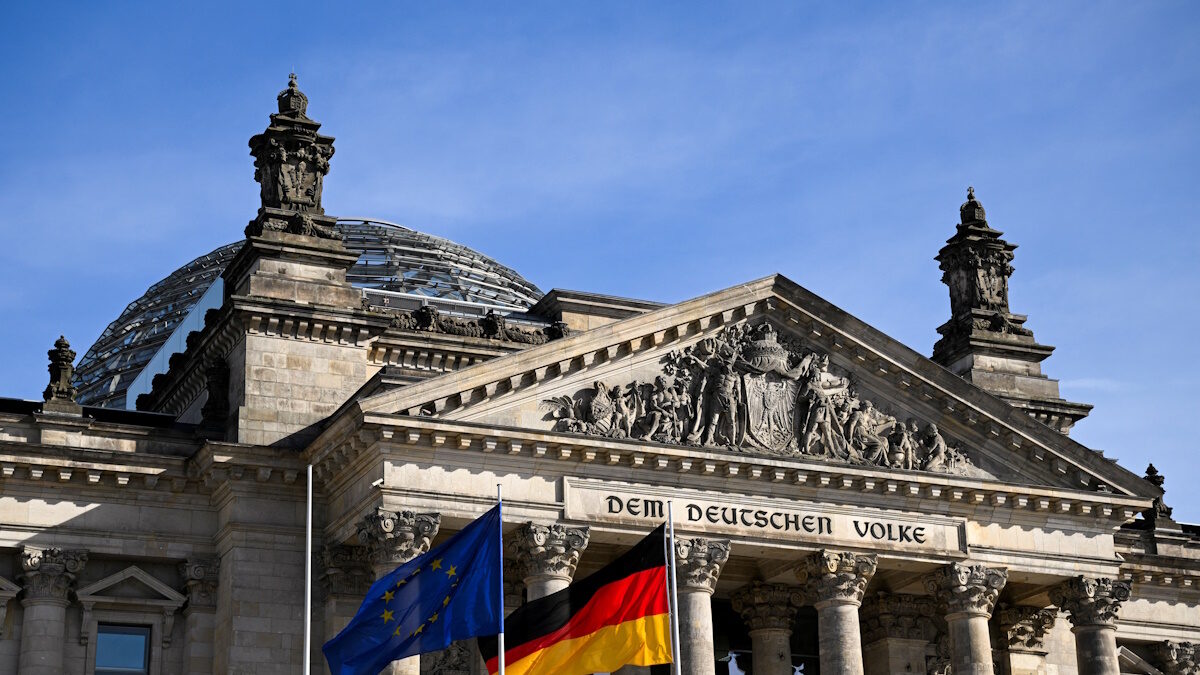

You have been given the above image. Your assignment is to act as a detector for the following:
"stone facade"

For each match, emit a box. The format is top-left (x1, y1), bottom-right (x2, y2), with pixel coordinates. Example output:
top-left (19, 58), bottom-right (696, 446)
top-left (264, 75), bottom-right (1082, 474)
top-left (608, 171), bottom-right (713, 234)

top-left (0, 77), bottom-right (1198, 675)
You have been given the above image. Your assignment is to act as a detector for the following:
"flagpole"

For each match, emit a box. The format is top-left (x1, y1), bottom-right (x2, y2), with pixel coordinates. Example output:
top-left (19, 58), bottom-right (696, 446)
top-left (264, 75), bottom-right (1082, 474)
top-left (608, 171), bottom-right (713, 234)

top-left (667, 501), bottom-right (682, 675)
top-left (497, 483), bottom-right (506, 675)
top-left (303, 463), bottom-right (313, 675)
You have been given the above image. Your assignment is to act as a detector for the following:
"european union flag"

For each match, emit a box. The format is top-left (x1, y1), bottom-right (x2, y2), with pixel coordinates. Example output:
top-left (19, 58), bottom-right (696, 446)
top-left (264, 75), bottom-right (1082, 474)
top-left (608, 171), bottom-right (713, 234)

top-left (323, 505), bottom-right (502, 675)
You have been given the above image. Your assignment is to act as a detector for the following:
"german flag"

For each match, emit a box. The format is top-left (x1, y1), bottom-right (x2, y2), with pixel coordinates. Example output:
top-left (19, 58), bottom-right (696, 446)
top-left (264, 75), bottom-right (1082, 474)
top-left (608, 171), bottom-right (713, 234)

top-left (480, 524), bottom-right (672, 675)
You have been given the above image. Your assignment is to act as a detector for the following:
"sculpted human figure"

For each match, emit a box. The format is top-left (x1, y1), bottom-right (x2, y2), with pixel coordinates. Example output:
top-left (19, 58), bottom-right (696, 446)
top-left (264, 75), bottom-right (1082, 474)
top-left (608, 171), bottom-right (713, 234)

top-left (640, 376), bottom-right (679, 442)
top-left (700, 355), bottom-right (741, 446)
top-left (800, 361), bottom-right (846, 457)
top-left (887, 420), bottom-right (918, 469)
top-left (847, 400), bottom-right (891, 465)
top-left (923, 423), bottom-right (948, 471)
top-left (611, 385), bottom-right (635, 438)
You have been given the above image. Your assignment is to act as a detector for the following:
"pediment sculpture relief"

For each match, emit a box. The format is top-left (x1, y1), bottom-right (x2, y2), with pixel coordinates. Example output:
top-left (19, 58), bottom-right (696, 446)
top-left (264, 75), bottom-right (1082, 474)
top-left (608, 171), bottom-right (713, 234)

top-left (542, 323), bottom-right (990, 477)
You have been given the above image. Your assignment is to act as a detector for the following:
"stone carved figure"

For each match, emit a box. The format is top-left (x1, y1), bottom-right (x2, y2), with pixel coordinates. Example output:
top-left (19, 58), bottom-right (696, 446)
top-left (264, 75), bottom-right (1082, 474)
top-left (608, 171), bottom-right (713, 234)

top-left (381, 305), bottom-right (560, 344)
top-left (545, 321), bottom-right (991, 477)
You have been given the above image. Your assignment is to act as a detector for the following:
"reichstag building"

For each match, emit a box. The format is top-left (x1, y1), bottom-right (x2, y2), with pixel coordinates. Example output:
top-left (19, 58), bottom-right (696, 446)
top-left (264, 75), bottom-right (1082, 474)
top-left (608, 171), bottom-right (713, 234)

top-left (1, 77), bottom-right (1196, 675)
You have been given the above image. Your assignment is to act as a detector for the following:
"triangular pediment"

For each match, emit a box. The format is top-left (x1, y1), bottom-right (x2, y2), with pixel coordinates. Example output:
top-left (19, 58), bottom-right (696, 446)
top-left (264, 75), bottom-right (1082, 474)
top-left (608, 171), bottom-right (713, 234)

top-left (77, 566), bottom-right (185, 607)
top-left (358, 275), bottom-right (1153, 498)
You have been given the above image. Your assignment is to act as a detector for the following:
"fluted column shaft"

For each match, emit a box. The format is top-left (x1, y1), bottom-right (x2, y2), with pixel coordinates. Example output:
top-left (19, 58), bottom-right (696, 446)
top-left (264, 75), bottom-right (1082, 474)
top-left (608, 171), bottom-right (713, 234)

top-left (924, 563), bottom-right (1008, 675)
top-left (359, 509), bottom-right (440, 675)
top-left (732, 582), bottom-right (800, 675)
top-left (797, 550), bottom-right (877, 675)
top-left (17, 547), bottom-right (87, 675)
top-left (1050, 576), bottom-right (1130, 675)
top-left (676, 538), bottom-right (730, 675)
top-left (509, 523), bottom-right (590, 600)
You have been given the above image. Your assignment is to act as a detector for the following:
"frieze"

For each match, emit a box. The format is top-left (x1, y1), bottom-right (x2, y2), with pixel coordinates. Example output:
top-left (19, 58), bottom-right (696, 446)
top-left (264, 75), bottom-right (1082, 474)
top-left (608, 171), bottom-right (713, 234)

top-left (380, 305), bottom-right (568, 345)
top-left (542, 322), bottom-right (990, 477)
top-left (564, 479), bottom-right (966, 555)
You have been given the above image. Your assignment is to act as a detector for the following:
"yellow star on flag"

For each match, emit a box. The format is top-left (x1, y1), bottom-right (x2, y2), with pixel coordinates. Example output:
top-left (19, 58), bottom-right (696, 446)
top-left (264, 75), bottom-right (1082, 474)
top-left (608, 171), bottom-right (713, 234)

top-left (381, 609), bottom-right (394, 624)
top-left (430, 558), bottom-right (443, 571)
top-left (443, 595), bottom-right (451, 607)
top-left (430, 611), bottom-right (439, 623)
top-left (445, 565), bottom-right (457, 579)
top-left (413, 623), bottom-right (425, 636)
top-left (383, 590), bottom-right (394, 602)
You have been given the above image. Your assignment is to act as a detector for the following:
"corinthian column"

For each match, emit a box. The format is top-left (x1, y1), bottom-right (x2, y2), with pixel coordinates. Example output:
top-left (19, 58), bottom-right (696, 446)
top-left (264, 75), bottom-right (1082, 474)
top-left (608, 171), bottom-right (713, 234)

top-left (509, 522), bottom-right (590, 600)
top-left (796, 550), bottom-right (876, 675)
top-left (358, 509), bottom-right (441, 675)
top-left (1153, 640), bottom-right (1199, 675)
top-left (676, 538), bottom-right (730, 675)
top-left (1049, 576), bottom-right (1130, 675)
top-left (731, 581), bottom-right (799, 675)
top-left (924, 563), bottom-right (1008, 675)
top-left (17, 546), bottom-right (87, 675)
top-left (859, 593), bottom-right (937, 675)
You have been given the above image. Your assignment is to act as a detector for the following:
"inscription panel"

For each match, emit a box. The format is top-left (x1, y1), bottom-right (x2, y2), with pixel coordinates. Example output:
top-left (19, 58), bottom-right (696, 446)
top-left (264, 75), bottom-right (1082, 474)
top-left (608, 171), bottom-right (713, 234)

top-left (564, 478), bottom-right (967, 556)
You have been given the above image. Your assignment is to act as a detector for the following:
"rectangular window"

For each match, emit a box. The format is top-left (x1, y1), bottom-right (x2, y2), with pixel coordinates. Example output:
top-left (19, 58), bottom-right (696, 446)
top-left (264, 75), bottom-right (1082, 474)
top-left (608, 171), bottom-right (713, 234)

top-left (95, 624), bottom-right (151, 675)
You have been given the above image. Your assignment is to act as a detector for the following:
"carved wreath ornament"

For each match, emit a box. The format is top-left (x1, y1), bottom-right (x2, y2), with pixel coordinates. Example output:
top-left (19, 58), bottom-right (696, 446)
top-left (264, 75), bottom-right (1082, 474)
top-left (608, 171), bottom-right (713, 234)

top-left (542, 322), bottom-right (990, 477)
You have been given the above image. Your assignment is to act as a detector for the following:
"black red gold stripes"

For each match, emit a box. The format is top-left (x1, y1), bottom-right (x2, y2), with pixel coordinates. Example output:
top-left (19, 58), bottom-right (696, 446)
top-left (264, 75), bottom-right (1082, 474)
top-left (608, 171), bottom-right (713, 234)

top-left (480, 524), bottom-right (671, 675)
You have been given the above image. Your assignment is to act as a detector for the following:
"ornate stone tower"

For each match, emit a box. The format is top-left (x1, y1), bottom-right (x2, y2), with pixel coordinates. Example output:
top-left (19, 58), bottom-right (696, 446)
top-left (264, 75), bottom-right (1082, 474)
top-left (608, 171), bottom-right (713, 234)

top-left (932, 188), bottom-right (1092, 434)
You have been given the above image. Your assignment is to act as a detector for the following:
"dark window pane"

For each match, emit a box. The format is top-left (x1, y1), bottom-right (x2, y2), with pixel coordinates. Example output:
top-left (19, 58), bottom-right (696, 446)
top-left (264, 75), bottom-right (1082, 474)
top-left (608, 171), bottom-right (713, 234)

top-left (96, 624), bottom-right (150, 674)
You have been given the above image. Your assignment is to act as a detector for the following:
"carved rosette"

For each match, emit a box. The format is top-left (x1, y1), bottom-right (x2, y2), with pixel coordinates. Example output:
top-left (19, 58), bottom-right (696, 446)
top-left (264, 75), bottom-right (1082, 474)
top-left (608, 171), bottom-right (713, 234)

top-left (319, 545), bottom-right (373, 598)
top-left (995, 605), bottom-right (1058, 653)
top-left (509, 523), bottom-right (590, 584)
top-left (923, 563), bottom-right (1007, 618)
top-left (179, 558), bottom-right (220, 609)
top-left (859, 592), bottom-right (938, 644)
top-left (731, 581), bottom-right (799, 632)
top-left (675, 538), bottom-right (731, 594)
top-left (19, 546), bottom-right (87, 604)
top-left (1153, 641), bottom-right (1199, 675)
top-left (796, 550), bottom-right (877, 607)
top-left (358, 509), bottom-right (440, 569)
top-left (1048, 576), bottom-right (1130, 629)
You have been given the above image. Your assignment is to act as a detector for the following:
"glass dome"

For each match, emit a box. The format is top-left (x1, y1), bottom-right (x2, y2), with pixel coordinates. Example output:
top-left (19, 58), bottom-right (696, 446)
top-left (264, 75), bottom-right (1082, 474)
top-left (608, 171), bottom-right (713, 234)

top-left (73, 219), bottom-right (543, 408)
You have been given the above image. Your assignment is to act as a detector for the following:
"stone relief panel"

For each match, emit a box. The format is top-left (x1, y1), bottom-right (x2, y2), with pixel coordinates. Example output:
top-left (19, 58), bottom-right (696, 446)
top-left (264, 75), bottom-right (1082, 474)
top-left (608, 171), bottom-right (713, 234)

top-left (541, 322), bottom-right (991, 477)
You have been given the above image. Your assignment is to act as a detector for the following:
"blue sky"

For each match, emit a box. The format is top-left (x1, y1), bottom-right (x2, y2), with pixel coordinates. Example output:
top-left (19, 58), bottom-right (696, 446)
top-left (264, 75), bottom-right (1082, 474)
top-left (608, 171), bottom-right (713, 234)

top-left (1, 2), bottom-right (1197, 516)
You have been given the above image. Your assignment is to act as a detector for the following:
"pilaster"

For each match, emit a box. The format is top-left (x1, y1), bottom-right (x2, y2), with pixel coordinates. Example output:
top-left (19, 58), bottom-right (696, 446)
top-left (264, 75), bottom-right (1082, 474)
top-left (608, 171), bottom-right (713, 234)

top-left (180, 558), bottom-right (219, 675)
top-left (731, 581), bottom-right (799, 675)
top-left (859, 592), bottom-right (937, 675)
top-left (675, 538), bottom-right (730, 675)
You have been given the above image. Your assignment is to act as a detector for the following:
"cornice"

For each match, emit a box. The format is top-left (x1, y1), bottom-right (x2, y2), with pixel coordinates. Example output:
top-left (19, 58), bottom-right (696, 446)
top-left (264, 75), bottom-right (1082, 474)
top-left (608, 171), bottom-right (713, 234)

top-left (0, 443), bottom-right (192, 493)
top-left (307, 414), bottom-right (1149, 528)
top-left (188, 442), bottom-right (307, 494)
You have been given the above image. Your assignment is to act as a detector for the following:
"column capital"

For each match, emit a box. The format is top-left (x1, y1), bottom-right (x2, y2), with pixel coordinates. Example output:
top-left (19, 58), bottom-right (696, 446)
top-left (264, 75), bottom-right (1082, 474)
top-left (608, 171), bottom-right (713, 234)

top-left (995, 604), bottom-right (1057, 653)
top-left (509, 522), bottom-right (590, 584)
top-left (1153, 640), bottom-right (1198, 675)
top-left (179, 557), bottom-right (220, 610)
top-left (357, 509), bottom-right (440, 568)
top-left (731, 581), bottom-right (800, 631)
top-left (675, 537), bottom-right (730, 594)
top-left (19, 546), bottom-right (87, 604)
top-left (796, 550), bottom-right (877, 607)
top-left (1048, 576), bottom-right (1130, 629)
top-left (859, 592), bottom-right (937, 644)
top-left (923, 562), bottom-right (1007, 618)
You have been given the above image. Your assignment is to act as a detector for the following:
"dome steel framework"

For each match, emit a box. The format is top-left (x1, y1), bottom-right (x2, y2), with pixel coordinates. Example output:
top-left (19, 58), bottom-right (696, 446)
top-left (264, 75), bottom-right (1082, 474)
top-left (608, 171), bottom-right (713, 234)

top-left (74, 219), bottom-right (543, 408)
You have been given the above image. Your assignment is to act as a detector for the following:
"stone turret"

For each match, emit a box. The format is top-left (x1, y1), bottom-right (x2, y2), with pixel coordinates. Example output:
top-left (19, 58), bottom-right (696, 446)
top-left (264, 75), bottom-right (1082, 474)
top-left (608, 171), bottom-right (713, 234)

top-left (42, 335), bottom-right (81, 415)
top-left (932, 188), bottom-right (1091, 434)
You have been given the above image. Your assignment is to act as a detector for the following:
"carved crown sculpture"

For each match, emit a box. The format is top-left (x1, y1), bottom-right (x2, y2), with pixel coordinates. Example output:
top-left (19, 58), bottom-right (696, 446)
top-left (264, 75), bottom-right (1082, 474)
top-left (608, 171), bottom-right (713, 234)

top-left (923, 562), bottom-right (1008, 618)
top-left (246, 74), bottom-right (339, 239)
top-left (42, 335), bottom-right (80, 412)
top-left (357, 509), bottom-right (440, 567)
top-left (731, 581), bottom-right (801, 631)
top-left (795, 550), bottom-right (878, 606)
top-left (20, 546), bottom-right (88, 602)
top-left (1048, 576), bottom-right (1130, 628)
top-left (509, 523), bottom-right (590, 582)
top-left (675, 538), bottom-right (731, 593)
